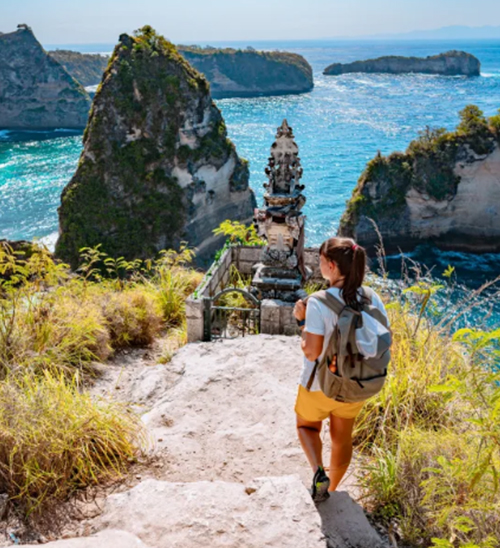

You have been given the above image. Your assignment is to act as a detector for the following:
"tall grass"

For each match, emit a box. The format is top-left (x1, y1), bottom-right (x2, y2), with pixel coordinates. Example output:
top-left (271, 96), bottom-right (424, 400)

top-left (0, 371), bottom-right (147, 516)
top-left (0, 241), bottom-right (201, 377)
top-left (0, 241), bottom-right (200, 520)
top-left (355, 265), bottom-right (500, 548)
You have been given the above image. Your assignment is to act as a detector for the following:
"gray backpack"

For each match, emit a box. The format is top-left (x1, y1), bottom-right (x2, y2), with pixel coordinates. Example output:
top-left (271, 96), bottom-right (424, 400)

top-left (306, 287), bottom-right (391, 403)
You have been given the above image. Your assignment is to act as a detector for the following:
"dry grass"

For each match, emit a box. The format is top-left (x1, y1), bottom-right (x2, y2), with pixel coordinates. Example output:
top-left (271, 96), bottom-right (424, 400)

top-left (0, 371), bottom-right (148, 516)
top-left (101, 288), bottom-right (164, 349)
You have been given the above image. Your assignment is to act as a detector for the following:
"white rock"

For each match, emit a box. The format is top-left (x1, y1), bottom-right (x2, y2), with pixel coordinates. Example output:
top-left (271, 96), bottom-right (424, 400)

top-left (317, 492), bottom-right (386, 548)
top-left (18, 530), bottom-right (148, 547)
top-left (96, 476), bottom-right (325, 548)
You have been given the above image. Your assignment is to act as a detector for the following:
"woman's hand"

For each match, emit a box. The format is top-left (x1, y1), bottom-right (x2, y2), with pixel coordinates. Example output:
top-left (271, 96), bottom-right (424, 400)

top-left (293, 299), bottom-right (306, 321)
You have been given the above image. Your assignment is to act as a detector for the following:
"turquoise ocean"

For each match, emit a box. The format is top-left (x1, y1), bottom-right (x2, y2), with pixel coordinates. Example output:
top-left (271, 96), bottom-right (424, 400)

top-left (1, 39), bottom-right (500, 294)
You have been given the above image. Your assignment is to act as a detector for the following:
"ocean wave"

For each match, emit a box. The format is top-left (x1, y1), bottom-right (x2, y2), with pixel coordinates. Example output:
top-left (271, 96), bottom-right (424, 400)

top-left (0, 130), bottom-right (11, 139)
top-left (36, 232), bottom-right (58, 252)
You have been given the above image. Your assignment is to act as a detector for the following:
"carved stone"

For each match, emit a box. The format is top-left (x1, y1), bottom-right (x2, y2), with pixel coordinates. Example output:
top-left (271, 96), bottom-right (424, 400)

top-left (252, 119), bottom-right (310, 302)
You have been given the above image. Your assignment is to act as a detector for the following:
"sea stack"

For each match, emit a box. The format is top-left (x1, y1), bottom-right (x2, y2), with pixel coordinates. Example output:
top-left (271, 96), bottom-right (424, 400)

top-left (56, 26), bottom-right (256, 268)
top-left (0, 25), bottom-right (91, 129)
top-left (338, 106), bottom-right (500, 255)
top-left (324, 51), bottom-right (480, 76)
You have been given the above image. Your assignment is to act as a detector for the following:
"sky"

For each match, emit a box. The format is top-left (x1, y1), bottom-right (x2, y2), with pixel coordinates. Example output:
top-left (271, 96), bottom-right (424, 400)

top-left (2, 0), bottom-right (500, 44)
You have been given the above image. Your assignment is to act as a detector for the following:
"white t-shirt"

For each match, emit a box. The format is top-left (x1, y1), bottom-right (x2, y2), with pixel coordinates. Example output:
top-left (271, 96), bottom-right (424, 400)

top-left (299, 287), bottom-right (389, 391)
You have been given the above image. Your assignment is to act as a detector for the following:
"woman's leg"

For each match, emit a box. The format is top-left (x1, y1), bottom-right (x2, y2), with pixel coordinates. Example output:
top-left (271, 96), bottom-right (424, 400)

top-left (296, 414), bottom-right (323, 471)
top-left (328, 414), bottom-right (355, 491)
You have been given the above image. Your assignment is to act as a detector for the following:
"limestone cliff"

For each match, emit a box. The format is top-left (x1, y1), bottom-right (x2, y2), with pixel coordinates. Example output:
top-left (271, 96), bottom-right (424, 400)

top-left (324, 51), bottom-right (480, 76)
top-left (56, 27), bottom-right (256, 268)
top-left (178, 46), bottom-right (313, 98)
top-left (49, 50), bottom-right (109, 87)
top-left (338, 105), bottom-right (500, 254)
top-left (0, 26), bottom-right (91, 129)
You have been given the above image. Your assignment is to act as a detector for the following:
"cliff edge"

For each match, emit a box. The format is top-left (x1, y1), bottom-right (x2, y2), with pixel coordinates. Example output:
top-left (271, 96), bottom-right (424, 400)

top-left (56, 26), bottom-right (255, 268)
top-left (324, 50), bottom-right (480, 76)
top-left (338, 105), bottom-right (500, 255)
top-left (0, 26), bottom-right (91, 129)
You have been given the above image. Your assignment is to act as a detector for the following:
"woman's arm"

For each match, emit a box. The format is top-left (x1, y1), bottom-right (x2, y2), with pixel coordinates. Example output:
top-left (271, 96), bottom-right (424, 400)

top-left (293, 300), bottom-right (325, 361)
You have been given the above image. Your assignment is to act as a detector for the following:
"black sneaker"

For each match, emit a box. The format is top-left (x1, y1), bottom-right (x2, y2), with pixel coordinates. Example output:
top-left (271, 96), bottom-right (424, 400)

top-left (311, 466), bottom-right (330, 503)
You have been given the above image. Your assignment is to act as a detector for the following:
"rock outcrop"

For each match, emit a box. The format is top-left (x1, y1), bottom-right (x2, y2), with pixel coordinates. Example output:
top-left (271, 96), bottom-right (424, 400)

top-left (324, 50), bottom-right (480, 76)
top-left (94, 476), bottom-right (325, 548)
top-left (338, 105), bottom-right (500, 255)
top-left (178, 46), bottom-right (313, 98)
top-left (0, 26), bottom-right (91, 129)
top-left (49, 50), bottom-right (109, 87)
top-left (55, 26), bottom-right (256, 268)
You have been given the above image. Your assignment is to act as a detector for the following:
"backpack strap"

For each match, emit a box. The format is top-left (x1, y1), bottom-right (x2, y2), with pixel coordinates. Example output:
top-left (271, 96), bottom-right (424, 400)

top-left (304, 291), bottom-right (344, 391)
top-left (312, 290), bottom-right (345, 316)
top-left (306, 360), bottom-right (318, 391)
top-left (360, 286), bottom-right (390, 328)
top-left (360, 286), bottom-right (374, 305)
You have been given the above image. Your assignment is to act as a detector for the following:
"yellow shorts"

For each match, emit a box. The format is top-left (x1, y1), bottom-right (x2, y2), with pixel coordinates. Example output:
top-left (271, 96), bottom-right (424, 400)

top-left (294, 385), bottom-right (365, 422)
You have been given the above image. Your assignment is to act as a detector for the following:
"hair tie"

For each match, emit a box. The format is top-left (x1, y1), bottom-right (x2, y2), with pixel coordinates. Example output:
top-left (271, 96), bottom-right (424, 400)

top-left (351, 244), bottom-right (358, 251)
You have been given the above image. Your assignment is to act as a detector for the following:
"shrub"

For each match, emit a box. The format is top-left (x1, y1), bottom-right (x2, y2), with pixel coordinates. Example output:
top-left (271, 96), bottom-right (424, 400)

top-left (489, 109), bottom-right (500, 139)
top-left (1, 242), bottom-right (202, 378)
top-left (147, 246), bottom-right (203, 326)
top-left (0, 371), bottom-right (147, 516)
top-left (101, 288), bottom-right (163, 349)
top-left (0, 247), bottom-right (111, 377)
top-left (213, 220), bottom-right (266, 246)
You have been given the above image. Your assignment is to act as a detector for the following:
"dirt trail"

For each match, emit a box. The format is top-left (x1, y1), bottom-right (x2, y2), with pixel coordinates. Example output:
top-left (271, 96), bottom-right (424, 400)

top-left (15, 335), bottom-right (388, 548)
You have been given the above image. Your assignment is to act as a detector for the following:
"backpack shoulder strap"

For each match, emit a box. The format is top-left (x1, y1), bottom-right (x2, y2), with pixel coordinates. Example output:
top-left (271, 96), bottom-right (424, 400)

top-left (312, 290), bottom-right (345, 316)
top-left (360, 287), bottom-right (389, 328)
top-left (360, 286), bottom-right (374, 305)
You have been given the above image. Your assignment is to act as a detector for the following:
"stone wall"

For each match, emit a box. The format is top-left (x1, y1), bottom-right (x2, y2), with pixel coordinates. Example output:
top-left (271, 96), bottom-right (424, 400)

top-left (186, 245), bottom-right (322, 342)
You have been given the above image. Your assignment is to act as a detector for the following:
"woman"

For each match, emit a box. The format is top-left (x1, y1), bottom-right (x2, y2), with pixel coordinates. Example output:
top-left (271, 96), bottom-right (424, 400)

top-left (293, 237), bottom-right (388, 503)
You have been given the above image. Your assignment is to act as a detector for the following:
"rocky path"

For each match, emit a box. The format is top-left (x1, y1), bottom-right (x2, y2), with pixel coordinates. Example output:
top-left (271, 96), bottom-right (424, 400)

top-left (20, 335), bottom-right (388, 548)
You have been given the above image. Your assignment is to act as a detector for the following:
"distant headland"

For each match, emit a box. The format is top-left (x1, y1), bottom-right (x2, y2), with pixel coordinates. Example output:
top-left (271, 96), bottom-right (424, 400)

top-left (324, 51), bottom-right (480, 77)
top-left (0, 25), bottom-right (91, 129)
top-left (177, 46), bottom-right (313, 98)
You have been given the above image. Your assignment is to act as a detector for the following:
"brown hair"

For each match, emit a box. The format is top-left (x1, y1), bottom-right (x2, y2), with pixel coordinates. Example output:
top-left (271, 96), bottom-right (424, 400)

top-left (319, 237), bottom-right (366, 307)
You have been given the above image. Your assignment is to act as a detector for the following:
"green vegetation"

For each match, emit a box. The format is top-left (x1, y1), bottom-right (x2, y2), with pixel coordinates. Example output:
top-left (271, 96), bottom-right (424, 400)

top-left (355, 269), bottom-right (500, 547)
top-left (213, 219), bottom-right (266, 246)
top-left (341, 105), bottom-right (500, 232)
top-left (0, 241), bottom-right (201, 518)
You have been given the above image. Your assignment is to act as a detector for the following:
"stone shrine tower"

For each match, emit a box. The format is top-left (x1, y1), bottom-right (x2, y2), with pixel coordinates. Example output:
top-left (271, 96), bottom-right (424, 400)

top-left (252, 119), bottom-right (310, 301)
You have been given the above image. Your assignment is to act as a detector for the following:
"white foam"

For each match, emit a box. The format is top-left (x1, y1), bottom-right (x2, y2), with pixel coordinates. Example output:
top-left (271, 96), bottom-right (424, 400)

top-left (36, 232), bottom-right (58, 252)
